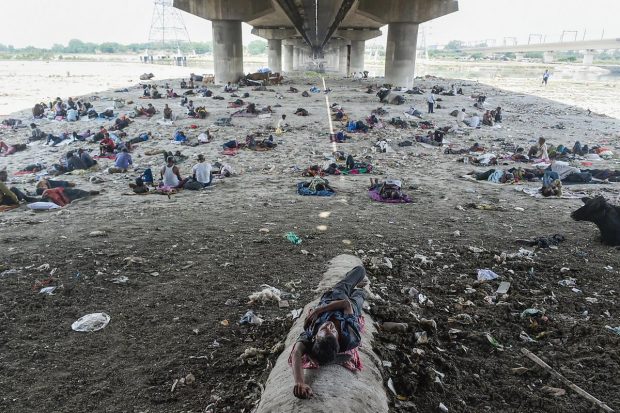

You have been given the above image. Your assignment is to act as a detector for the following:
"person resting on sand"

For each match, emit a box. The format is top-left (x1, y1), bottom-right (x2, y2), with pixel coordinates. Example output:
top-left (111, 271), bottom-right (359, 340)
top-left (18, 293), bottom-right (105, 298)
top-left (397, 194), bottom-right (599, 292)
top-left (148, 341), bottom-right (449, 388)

top-left (369, 178), bottom-right (404, 200)
top-left (290, 265), bottom-right (368, 399)
top-left (99, 133), bottom-right (116, 155)
top-left (0, 141), bottom-right (27, 157)
top-left (540, 171), bottom-right (562, 197)
top-left (160, 156), bottom-right (186, 188)
top-left (528, 137), bottom-right (549, 161)
top-left (2, 169), bottom-right (47, 204)
top-left (29, 123), bottom-right (46, 142)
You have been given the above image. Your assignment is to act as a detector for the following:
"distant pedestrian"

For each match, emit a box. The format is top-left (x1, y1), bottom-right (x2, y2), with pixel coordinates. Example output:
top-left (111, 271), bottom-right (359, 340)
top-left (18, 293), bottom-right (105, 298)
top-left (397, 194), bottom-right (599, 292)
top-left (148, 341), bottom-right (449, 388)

top-left (427, 92), bottom-right (435, 114)
top-left (542, 70), bottom-right (550, 85)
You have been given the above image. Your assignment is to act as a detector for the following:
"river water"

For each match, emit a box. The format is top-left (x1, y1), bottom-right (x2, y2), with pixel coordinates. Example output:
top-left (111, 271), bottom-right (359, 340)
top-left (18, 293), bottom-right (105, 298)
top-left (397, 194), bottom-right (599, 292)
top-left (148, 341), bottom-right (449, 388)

top-left (0, 58), bottom-right (618, 119)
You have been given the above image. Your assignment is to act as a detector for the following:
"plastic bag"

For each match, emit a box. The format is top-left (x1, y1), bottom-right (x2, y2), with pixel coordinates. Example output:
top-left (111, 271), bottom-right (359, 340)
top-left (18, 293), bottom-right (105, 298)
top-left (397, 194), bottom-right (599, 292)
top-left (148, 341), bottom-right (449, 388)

top-left (71, 312), bottom-right (110, 332)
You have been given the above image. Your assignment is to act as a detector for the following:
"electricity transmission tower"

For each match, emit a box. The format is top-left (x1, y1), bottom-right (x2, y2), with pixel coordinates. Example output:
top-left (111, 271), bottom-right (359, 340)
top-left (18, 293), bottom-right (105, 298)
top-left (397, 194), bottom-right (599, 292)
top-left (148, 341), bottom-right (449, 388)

top-left (148, 0), bottom-right (192, 54)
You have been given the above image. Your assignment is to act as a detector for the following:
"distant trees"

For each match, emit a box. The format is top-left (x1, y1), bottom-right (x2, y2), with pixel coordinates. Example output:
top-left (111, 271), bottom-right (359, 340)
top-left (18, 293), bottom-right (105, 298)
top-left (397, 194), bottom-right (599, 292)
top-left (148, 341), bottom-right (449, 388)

top-left (246, 40), bottom-right (267, 55)
top-left (445, 40), bottom-right (464, 50)
top-left (0, 39), bottom-right (215, 56)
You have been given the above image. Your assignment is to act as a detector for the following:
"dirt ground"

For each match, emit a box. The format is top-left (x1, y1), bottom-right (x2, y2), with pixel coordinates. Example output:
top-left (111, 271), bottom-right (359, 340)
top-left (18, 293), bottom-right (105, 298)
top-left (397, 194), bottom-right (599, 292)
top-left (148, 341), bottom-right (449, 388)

top-left (1, 74), bottom-right (619, 413)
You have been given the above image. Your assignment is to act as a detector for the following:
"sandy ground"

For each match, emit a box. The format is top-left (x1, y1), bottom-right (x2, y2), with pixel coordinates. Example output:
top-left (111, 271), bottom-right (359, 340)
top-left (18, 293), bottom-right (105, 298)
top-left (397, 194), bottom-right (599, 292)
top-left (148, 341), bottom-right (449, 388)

top-left (0, 72), bottom-right (619, 413)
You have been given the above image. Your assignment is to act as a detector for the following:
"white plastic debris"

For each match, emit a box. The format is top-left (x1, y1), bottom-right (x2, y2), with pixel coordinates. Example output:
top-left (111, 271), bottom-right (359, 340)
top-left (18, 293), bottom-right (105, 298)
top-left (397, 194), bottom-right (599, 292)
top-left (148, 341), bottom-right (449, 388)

top-left (71, 313), bottom-right (110, 332)
top-left (477, 269), bottom-right (499, 281)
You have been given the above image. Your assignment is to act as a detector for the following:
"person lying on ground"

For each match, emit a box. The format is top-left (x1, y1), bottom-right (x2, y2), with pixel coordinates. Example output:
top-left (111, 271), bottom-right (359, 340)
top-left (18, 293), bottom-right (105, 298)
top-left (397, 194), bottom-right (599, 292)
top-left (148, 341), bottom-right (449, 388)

top-left (0, 141), bottom-right (27, 157)
top-left (41, 186), bottom-right (99, 206)
top-left (111, 115), bottom-right (131, 131)
top-left (369, 178), bottom-right (405, 200)
top-left (36, 178), bottom-right (76, 195)
top-left (290, 265), bottom-right (368, 397)
top-left (47, 132), bottom-right (68, 146)
top-left (66, 151), bottom-right (88, 171)
top-left (405, 106), bottom-right (424, 119)
top-left (160, 156), bottom-right (186, 188)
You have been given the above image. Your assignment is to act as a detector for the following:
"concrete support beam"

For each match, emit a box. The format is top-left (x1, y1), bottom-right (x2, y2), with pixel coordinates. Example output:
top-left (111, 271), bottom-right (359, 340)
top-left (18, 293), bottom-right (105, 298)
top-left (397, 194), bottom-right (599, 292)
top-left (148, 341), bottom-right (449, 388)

top-left (582, 50), bottom-right (595, 65)
top-left (267, 39), bottom-right (282, 72)
top-left (543, 51), bottom-right (555, 64)
top-left (356, 0), bottom-right (458, 24)
top-left (174, 0), bottom-right (274, 21)
top-left (293, 47), bottom-right (300, 70)
top-left (350, 40), bottom-right (366, 74)
top-left (283, 44), bottom-right (294, 72)
top-left (212, 20), bottom-right (244, 84)
top-left (385, 22), bottom-right (418, 87)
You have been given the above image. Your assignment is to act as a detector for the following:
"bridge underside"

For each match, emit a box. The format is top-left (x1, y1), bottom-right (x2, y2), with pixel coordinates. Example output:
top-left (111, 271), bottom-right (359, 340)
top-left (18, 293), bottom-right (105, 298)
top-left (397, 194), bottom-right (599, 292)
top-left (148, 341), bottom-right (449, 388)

top-left (174, 0), bottom-right (458, 86)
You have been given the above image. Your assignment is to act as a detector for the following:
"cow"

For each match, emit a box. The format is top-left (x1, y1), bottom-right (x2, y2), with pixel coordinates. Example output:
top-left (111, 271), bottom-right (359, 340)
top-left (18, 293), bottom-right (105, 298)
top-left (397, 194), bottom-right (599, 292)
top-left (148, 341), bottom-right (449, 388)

top-left (571, 196), bottom-right (620, 246)
top-left (376, 88), bottom-right (405, 105)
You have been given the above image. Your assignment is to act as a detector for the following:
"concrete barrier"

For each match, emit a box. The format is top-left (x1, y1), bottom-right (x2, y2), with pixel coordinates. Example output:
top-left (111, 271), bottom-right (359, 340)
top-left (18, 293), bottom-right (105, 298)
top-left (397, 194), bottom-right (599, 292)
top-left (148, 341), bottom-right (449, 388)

top-left (255, 254), bottom-right (389, 413)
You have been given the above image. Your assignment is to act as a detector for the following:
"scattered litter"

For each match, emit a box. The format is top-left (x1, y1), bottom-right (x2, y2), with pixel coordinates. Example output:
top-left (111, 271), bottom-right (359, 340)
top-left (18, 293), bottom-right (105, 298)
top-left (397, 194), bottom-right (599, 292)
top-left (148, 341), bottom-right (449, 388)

top-left (558, 278), bottom-right (577, 287)
top-left (439, 402), bottom-right (449, 413)
top-left (415, 331), bottom-right (428, 344)
top-left (278, 300), bottom-right (290, 308)
top-left (225, 299), bottom-right (239, 306)
top-left (496, 281), bottom-right (511, 294)
top-left (248, 285), bottom-right (282, 304)
top-left (39, 286), bottom-right (57, 295)
top-left (477, 269), bottom-right (499, 281)
top-left (239, 310), bottom-right (263, 326)
top-left (468, 246), bottom-right (485, 253)
top-left (71, 313), bottom-right (110, 332)
top-left (383, 257), bottom-right (393, 269)
top-left (519, 331), bottom-right (537, 343)
top-left (89, 230), bottom-right (107, 237)
top-left (1, 269), bottom-right (19, 277)
top-left (382, 360), bottom-right (392, 368)
top-left (291, 308), bottom-right (303, 320)
top-left (542, 386), bottom-right (566, 397)
top-left (285, 232), bottom-right (302, 245)
top-left (605, 326), bottom-right (620, 336)
top-left (220, 319), bottom-right (230, 326)
top-left (521, 308), bottom-right (543, 319)
top-left (109, 276), bottom-right (129, 284)
top-left (485, 333), bottom-right (504, 350)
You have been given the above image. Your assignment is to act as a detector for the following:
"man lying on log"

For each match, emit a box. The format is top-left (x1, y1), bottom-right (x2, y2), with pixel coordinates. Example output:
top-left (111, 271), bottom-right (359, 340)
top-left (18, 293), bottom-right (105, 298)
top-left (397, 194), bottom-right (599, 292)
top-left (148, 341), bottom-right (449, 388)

top-left (289, 266), bottom-right (368, 399)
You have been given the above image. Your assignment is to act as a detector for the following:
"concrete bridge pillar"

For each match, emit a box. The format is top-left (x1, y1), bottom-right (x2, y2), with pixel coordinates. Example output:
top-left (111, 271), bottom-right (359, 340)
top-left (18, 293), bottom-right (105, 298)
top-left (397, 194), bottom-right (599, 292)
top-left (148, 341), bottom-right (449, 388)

top-left (350, 40), bottom-right (365, 74)
top-left (251, 28), bottom-right (297, 73)
top-left (267, 39), bottom-right (282, 72)
top-left (582, 50), bottom-right (595, 65)
top-left (543, 51), bottom-right (555, 64)
top-left (212, 20), bottom-right (244, 84)
top-left (339, 44), bottom-right (350, 75)
top-left (336, 29), bottom-right (381, 75)
top-left (385, 22), bottom-right (418, 87)
top-left (283, 44), bottom-right (294, 72)
top-left (293, 47), bottom-right (300, 70)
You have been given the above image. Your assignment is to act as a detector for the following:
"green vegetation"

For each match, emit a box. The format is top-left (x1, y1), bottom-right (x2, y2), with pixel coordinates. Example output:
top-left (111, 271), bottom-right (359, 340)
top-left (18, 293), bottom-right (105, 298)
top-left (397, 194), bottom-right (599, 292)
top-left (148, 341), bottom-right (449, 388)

top-left (246, 40), bottom-right (267, 56)
top-left (0, 39), bottom-right (214, 59)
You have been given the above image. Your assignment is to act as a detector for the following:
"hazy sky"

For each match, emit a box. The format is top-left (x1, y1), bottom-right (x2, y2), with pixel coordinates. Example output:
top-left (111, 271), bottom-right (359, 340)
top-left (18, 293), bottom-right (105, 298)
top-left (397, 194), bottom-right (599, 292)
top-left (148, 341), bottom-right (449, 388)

top-left (0, 0), bottom-right (618, 48)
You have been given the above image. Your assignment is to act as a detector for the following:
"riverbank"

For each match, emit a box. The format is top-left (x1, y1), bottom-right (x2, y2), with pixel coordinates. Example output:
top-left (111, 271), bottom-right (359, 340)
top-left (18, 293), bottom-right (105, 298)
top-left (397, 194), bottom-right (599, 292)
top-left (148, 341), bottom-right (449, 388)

top-left (0, 73), bottom-right (619, 413)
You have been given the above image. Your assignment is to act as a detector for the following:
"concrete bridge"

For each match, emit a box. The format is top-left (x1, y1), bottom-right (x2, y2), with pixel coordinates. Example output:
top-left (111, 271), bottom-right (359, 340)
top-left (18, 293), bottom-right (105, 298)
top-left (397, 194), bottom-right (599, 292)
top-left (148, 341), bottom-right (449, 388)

top-left (173, 0), bottom-right (458, 86)
top-left (462, 38), bottom-right (620, 65)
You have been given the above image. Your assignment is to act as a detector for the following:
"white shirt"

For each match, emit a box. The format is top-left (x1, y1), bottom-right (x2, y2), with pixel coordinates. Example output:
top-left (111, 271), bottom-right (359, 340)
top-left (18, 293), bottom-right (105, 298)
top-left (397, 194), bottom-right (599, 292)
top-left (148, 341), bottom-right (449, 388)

top-left (162, 165), bottom-right (180, 187)
top-left (67, 109), bottom-right (78, 121)
top-left (192, 162), bottom-right (212, 184)
top-left (538, 143), bottom-right (549, 160)
top-left (457, 111), bottom-right (466, 122)
top-left (427, 93), bottom-right (435, 103)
